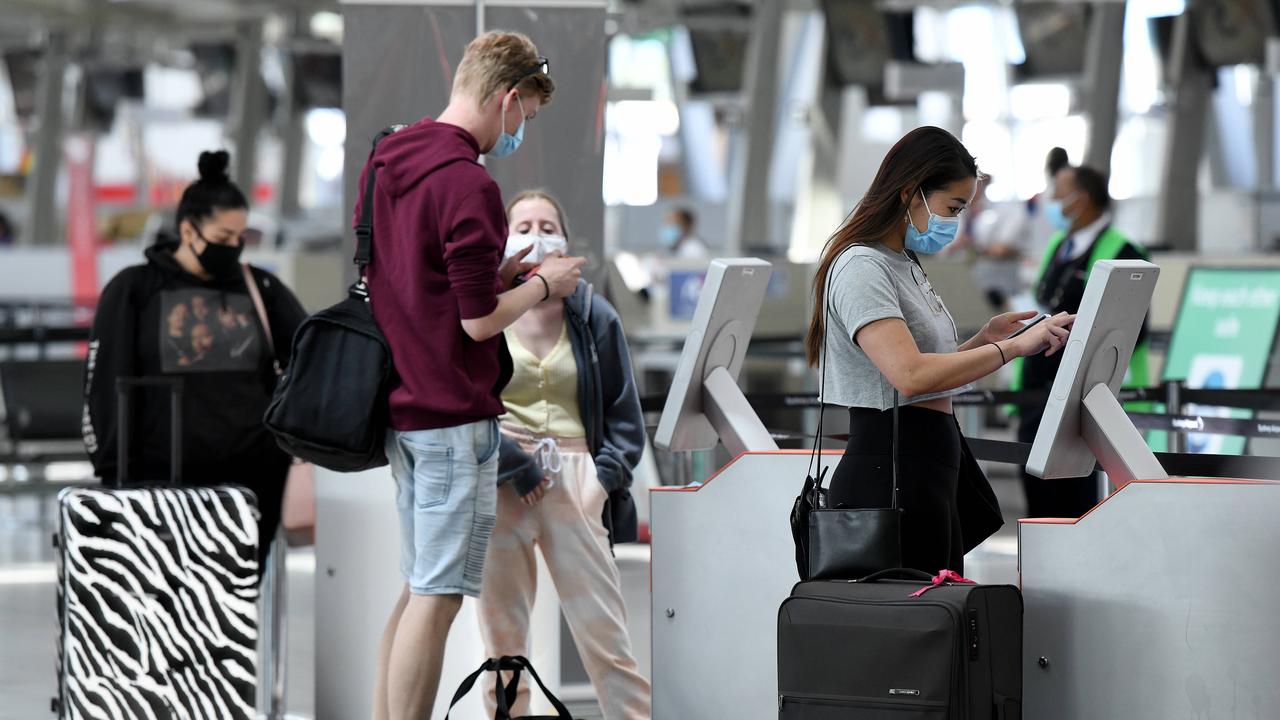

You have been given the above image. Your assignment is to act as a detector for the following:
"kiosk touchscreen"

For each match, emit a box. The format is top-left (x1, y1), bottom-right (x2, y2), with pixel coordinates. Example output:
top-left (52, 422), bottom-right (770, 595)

top-left (1027, 259), bottom-right (1169, 485)
top-left (654, 258), bottom-right (778, 456)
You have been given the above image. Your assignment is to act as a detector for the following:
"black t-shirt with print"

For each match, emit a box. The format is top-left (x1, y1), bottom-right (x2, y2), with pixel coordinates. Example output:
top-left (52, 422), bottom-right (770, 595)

top-left (83, 236), bottom-right (307, 485)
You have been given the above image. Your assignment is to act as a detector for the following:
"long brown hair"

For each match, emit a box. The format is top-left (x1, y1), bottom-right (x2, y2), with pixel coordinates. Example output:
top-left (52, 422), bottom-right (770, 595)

top-left (804, 126), bottom-right (977, 366)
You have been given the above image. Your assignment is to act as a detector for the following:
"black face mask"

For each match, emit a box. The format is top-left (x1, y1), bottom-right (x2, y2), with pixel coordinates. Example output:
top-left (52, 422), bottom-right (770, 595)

top-left (193, 232), bottom-right (244, 280)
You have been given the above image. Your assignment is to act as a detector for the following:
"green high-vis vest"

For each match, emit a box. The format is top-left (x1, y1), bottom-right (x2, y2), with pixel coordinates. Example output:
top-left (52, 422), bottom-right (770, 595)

top-left (1009, 226), bottom-right (1151, 413)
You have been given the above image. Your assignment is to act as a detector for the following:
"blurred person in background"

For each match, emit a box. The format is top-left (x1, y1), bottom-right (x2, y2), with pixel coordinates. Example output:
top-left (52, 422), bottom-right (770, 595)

top-left (661, 207), bottom-right (707, 259)
top-left (0, 211), bottom-right (14, 246)
top-left (1022, 147), bottom-right (1071, 263)
top-left (82, 150), bottom-right (307, 569)
top-left (1012, 164), bottom-right (1150, 518)
top-left (953, 175), bottom-right (1024, 313)
top-left (483, 190), bottom-right (650, 719)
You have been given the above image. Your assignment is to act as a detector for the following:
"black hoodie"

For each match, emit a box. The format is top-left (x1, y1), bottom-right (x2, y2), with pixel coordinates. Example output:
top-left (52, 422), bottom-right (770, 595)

top-left (82, 234), bottom-right (307, 485)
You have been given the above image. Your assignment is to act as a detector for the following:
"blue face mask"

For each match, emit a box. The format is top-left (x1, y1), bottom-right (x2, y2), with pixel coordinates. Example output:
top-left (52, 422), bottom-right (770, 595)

top-left (1043, 196), bottom-right (1074, 232)
top-left (488, 95), bottom-right (526, 159)
top-left (904, 189), bottom-right (961, 254)
top-left (660, 223), bottom-right (681, 247)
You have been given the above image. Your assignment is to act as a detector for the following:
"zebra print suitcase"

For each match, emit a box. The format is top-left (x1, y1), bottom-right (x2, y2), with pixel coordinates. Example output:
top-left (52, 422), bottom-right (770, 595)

top-left (55, 378), bottom-right (260, 719)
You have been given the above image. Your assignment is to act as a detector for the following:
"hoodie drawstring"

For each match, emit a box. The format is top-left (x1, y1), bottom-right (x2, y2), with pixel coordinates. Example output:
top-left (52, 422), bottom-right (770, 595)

top-left (531, 437), bottom-right (562, 488)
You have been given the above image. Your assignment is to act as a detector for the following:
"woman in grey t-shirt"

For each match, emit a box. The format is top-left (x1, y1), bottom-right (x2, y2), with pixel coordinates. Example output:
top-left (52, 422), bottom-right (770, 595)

top-left (804, 127), bottom-right (1074, 573)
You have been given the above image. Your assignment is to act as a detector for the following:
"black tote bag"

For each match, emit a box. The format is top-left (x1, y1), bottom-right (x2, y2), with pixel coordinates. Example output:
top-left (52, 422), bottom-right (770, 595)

top-left (790, 246), bottom-right (902, 581)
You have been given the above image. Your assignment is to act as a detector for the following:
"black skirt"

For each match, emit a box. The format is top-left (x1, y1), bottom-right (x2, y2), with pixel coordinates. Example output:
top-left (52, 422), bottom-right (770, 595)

top-left (828, 405), bottom-right (965, 574)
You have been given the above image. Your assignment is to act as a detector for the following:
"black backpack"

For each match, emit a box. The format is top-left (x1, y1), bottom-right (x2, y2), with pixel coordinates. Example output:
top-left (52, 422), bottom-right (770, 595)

top-left (264, 127), bottom-right (402, 471)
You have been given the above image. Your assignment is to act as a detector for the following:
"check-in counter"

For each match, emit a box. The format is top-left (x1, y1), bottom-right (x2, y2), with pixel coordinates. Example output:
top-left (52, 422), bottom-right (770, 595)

top-left (651, 450), bottom-right (1280, 719)
top-left (1019, 478), bottom-right (1280, 719)
top-left (649, 450), bottom-right (838, 720)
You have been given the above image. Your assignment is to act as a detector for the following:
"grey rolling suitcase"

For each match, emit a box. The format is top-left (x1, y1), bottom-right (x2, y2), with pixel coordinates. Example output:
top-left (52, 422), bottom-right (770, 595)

top-left (55, 377), bottom-right (260, 719)
top-left (778, 569), bottom-right (1022, 719)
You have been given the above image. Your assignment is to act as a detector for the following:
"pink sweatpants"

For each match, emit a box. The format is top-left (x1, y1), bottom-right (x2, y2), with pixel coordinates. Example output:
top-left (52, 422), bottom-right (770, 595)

top-left (477, 427), bottom-right (651, 720)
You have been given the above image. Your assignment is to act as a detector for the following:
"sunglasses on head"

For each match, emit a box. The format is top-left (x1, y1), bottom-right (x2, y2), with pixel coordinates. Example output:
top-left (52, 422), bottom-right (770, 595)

top-left (513, 56), bottom-right (550, 86)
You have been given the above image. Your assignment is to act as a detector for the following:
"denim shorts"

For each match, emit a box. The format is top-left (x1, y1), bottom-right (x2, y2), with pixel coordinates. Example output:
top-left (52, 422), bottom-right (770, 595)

top-left (386, 418), bottom-right (500, 596)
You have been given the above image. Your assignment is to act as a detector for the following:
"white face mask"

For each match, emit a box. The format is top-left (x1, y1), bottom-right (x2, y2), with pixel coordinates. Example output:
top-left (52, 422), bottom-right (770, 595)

top-left (504, 233), bottom-right (568, 264)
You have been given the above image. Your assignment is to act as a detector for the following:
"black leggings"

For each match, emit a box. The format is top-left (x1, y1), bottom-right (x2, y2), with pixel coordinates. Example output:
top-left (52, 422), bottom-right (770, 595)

top-left (828, 406), bottom-right (965, 575)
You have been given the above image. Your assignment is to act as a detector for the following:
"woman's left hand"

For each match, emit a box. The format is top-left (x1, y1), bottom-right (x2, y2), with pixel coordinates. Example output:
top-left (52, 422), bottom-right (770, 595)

top-left (982, 310), bottom-right (1040, 345)
top-left (521, 478), bottom-right (552, 507)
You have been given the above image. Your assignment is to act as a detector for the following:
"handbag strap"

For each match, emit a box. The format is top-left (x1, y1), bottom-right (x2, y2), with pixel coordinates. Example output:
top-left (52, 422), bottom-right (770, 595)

top-left (500, 655), bottom-right (573, 719)
top-left (444, 660), bottom-right (491, 718)
top-left (813, 244), bottom-right (901, 509)
top-left (445, 656), bottom-right (573, 720)
top-left (241, 263), bottom-right (281, 378)
top-left (809, 245), bottom-right (848, 486)
top-left (891, 389), bottom-right (899, 510)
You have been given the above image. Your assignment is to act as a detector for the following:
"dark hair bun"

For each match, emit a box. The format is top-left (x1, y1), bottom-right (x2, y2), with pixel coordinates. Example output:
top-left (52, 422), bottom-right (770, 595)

top-left (197, 150), bottom-right (231, 183)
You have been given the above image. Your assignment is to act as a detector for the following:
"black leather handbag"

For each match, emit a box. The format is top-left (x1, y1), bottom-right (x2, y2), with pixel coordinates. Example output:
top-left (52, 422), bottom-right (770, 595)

top-left (802, 394), bottom-right (902, 581)
top-left (790, 247), bottom-right (902, 581)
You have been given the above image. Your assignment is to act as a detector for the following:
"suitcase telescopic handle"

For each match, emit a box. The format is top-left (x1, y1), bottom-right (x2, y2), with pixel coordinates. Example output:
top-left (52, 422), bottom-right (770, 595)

top-left (116, 377), bottom-right (183, 487)
top-left (857, 568), bottom-right (934, 583)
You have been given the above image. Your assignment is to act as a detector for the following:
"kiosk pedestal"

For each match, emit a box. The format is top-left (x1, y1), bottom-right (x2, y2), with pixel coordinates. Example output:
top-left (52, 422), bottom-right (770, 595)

top-left (1019, 478), bottom-right (1280, 719)
top-left (650, 451), bottom-right (839, 720)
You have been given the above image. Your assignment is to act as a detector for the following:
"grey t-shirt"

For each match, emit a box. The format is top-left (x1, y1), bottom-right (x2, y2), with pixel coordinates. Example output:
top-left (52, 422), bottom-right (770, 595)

top-left (818, 242), bottom-right (971, 410)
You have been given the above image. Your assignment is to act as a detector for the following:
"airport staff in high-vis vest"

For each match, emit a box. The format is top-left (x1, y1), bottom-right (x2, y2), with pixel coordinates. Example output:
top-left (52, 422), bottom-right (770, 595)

top-left (1013, 165), bottom-right (1150, 518)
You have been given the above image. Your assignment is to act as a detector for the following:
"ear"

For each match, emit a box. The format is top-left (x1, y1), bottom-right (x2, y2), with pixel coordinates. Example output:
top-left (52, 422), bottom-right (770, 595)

top-left (900, 187), bottom-right (919, 208)
top-left (178, 218), bottom-right (197, 246)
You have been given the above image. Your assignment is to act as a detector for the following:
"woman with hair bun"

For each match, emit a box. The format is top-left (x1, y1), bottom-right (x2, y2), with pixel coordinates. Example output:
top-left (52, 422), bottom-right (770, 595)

top-left (83, 150), bottom-right (307, 568)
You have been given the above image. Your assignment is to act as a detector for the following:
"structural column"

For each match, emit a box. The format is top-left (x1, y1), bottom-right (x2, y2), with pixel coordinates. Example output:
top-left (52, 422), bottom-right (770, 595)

top-left (230, 19), bottom-right (268, 194)
top-left (23, 30), bottom-right (69, 246)
top-left (1254, 70), bottom-right (1274, 191)
top-left (724, 0), bottom-right (786, 255)
top-left (1081, 2), bottom-right (1126, 175)
top-left (1154, 12), bottom-right (1213, 252)
top-left (277, 16), bottom-right (308, 220)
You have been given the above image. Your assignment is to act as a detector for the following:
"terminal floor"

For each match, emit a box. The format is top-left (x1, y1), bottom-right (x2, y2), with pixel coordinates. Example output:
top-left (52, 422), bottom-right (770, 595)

top-left (0, 467), bottom-right (1025, 719)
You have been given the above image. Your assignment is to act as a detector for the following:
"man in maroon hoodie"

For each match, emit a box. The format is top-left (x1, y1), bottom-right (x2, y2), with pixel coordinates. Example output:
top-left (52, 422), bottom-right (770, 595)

top-left (355, 32), bottom-right (584, 720)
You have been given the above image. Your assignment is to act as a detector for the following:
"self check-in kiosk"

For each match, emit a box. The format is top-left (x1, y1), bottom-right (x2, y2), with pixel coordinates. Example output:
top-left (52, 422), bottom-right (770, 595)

top-left (651, 257), bottom-right (832, 719)
top-left (651, 258), bottom-right (1280, 719)
top-left (1018, 260), bottom-right (1280, 718)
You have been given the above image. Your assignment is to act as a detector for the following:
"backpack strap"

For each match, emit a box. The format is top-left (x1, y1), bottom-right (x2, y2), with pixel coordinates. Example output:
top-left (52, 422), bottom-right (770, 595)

top-left (353, 125), bottom-right (407, 271)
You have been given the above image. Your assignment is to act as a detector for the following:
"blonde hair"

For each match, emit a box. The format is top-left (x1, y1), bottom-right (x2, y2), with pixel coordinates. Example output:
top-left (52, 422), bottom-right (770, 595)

top-left (507, 189), bottom-right (570, 241)
top-left (453, 31), bottom-right (555, 109)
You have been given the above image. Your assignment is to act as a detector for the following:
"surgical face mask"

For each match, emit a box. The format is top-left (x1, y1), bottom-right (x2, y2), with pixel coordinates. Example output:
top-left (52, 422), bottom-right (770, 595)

top-left (488, 95), bottom-right (526, 158)
top-left (505, 233), bottom-right (568, 264)
top-left (1043, 194), bottom-right (1076, 232)
top-left (904, 189), bottom-right (961, 254)
top-left (660, 223), bottom-right (681, 248)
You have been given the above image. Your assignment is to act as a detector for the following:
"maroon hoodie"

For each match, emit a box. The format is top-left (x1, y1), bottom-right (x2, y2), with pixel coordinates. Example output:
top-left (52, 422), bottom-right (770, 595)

top-left (354, 118), bottom-right (511, 431)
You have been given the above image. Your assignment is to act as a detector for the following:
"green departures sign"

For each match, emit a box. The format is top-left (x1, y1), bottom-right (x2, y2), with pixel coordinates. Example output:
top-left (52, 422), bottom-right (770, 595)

top-left (1152, 268), bottom-right (1280, 455)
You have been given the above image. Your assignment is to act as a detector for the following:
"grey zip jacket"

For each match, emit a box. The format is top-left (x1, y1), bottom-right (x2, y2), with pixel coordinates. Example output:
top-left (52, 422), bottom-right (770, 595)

top-left (497, 280), bottom-right (645, 543)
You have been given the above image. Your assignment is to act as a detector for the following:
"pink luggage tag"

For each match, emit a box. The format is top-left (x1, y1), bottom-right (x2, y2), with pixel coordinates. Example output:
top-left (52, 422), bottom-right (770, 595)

top-left (909, 569), bottom-right (976, 598)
